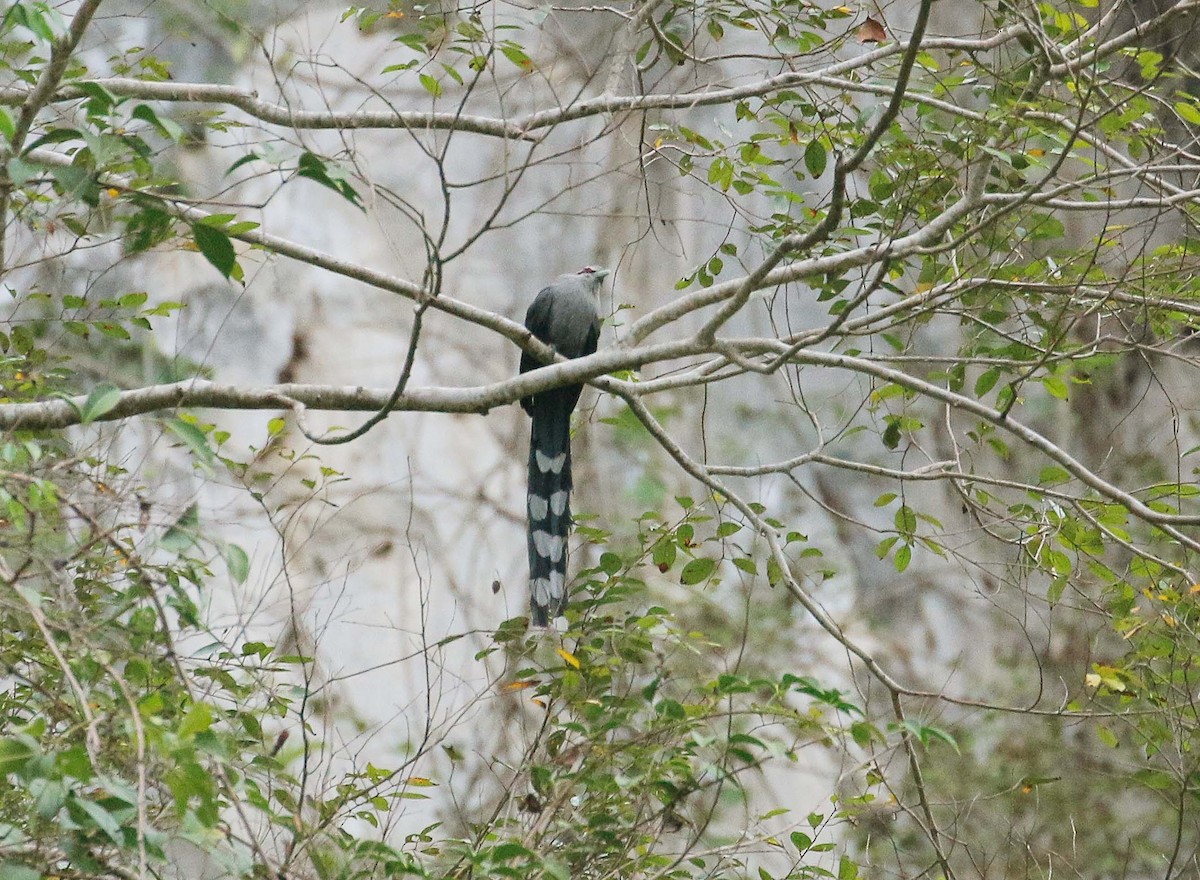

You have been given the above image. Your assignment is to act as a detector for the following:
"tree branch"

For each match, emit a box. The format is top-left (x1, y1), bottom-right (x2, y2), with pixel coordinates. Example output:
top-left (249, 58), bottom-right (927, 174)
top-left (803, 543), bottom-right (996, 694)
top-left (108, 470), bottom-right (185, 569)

top-left (0, 31), bottom-right (1028, 145)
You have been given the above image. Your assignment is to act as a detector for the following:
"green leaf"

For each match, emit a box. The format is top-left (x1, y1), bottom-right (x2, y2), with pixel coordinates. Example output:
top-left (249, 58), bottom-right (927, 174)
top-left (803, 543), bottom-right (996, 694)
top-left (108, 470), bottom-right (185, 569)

top-left (0, 862), bottom-right (41, 880)
top-left (419, 72), bottom-right (443, 97)
top-left (708, 156), bottom-right (733, 191)
top-left (868, 168), bottom-right (894, 200)
top-left (1046, 577), bottom-right (1066, 605)
top-left (94, 321), bottom-right (131, 340)
top-left (492, 842), bottom-right (533, 861)
top-left (1131, 768), bottom-right (1175, 790)
top-left (974, 367), bottom-right (1000, 397)
top-left (71, 797), bottom-right (122, 844)
top-left (131, 103), bottom-right (185, 142)
top-left (178, 701), bottom-right (214, 738)
top-left (0, 738), bottom-right (35, 774)
top-left (158, 505), bottom-right (199, 555)
top-left (500, 43), bottom-right (532, 69)
top-left (80, 383), bottom-right (122, 425)
top-left (6, 157), bottom-right (40, 186)
top-left (882, 419), bottom-right (901, 449)
top-left (732, 556), bottom-right (757, 575)
top-left (901, 720), bottom-right (959, 751)
top-left (1041, 374), bottom-right (1069, 400)
top-left (163, 418), bottom-right (216, 467)
top-left (33, 779), bottom-right (66, 819)
top-left (197, 213), bottom-right (237, 228)
top-left (1176, 100), bottom-right (1200, 125)
top-left (191, 223), bottom-right (236, 278)
top-left (24, 127), bottom-right (83, 152)
top-left (222, 543), bottom-right (250, 584)
top-left (850, 721), bottom-right (876, 747)
top-left (5, 1), bottom-right (58, 41)
top-left (224, 152), bottom-right (262, 176)
top-left (50, 164), bottom-right (99, 205)
top-left (1096, 725), bottom-right (1118, 747)
top-left (1038, 466), bottom-right (1071, 486)
top-left (296, 151), bottom-right (362, 208)
top-left (680, 557), bottom-right (717, 585)
top-left (804, 140), bottom-right (827, 178)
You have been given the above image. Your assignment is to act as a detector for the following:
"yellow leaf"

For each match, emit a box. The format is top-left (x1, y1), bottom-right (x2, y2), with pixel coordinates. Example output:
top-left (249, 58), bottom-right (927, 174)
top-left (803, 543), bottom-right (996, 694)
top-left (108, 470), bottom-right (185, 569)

top-left (1028, 148), bottom-right (1045, 157)
top-left (405, 776), bottom-right (436, 787)
top-left (503, 679), bottom-right (536, 691)
top-left (557, 647), bottom-right (581, 669)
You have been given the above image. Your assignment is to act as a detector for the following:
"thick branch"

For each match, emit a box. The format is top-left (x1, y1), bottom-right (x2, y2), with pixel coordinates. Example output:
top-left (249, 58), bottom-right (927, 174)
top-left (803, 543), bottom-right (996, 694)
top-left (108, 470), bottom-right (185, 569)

top-left (0, 31), bottom-right (1026, 145)
top-left (6, 329), bottom-right (1199, 540)
top-left (2, 78), bottom-right (532, 140)
top-left (0, 337), bottom-right (702, 430)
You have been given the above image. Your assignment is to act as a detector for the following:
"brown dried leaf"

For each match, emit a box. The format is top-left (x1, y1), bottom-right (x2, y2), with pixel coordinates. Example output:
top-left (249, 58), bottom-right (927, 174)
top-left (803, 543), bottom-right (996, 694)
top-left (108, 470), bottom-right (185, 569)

top-left (857, 16), bottom-right (886, 43)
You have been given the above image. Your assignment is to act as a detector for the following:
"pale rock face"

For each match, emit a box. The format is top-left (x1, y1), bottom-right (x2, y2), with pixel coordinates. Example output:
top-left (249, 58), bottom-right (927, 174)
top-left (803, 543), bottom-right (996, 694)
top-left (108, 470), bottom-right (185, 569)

top-left (102, 5), bottom-right (827, 832)
top-left (54, 0), bottom-right (1191, 847)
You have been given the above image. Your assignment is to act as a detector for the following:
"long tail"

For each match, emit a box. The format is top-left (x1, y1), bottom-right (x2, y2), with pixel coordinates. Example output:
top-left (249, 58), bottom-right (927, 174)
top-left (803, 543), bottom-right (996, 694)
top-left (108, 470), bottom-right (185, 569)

top-left (527, 402), bottom-right (573, 626)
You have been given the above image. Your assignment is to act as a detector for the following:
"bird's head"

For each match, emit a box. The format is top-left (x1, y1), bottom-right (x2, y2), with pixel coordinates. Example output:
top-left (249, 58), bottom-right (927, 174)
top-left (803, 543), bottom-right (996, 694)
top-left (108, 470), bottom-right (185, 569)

top-left (574, 266), bottom-right (610, 296)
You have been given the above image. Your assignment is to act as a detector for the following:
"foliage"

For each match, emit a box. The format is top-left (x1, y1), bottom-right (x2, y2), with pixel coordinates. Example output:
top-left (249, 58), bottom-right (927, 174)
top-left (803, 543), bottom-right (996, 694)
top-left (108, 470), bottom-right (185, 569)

top-left (0, 430), bottom-right (870, 880)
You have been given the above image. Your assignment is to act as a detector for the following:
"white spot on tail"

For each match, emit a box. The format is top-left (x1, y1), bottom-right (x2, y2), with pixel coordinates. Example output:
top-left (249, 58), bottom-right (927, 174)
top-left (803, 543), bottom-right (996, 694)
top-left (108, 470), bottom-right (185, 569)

top-left (533, 530), bottom-right (565, 563)
top-left (535, 450), bottom-right (566, 474)
top-left (549, 490), bottom-right (569, 516)
top-left (531, 577), bottom-right (553, 605)
top-left (528, 494), bottom-right (548, 521)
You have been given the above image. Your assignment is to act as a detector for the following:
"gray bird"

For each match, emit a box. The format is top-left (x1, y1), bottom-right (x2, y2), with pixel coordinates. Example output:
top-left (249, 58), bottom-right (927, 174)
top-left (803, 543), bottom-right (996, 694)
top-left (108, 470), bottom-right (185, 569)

top-left (519, 266), bottom-right (610, 625)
